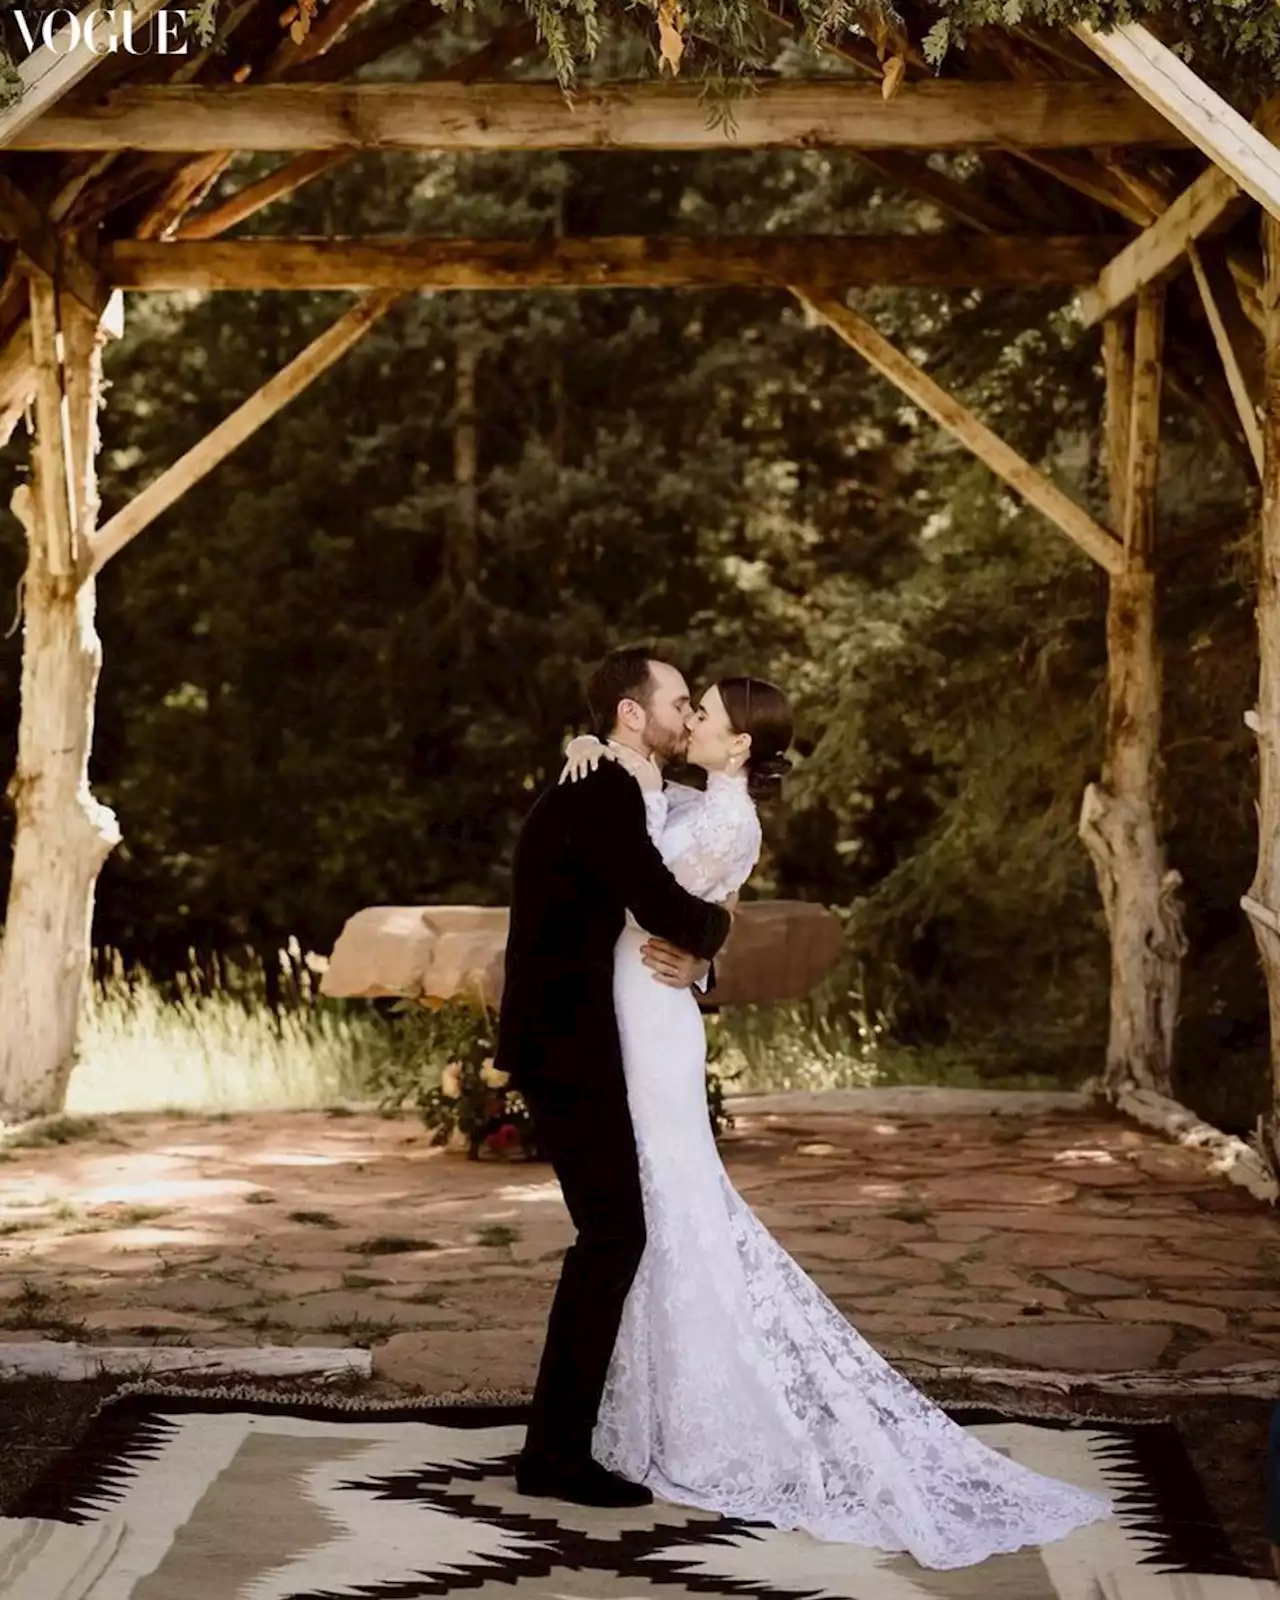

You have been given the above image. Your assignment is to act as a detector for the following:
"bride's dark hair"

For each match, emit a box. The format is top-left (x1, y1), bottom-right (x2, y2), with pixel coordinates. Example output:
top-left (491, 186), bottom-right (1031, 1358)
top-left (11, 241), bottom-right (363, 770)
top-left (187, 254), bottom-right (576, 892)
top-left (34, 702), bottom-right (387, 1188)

top-left (717, 677), bottom-right (793, 801)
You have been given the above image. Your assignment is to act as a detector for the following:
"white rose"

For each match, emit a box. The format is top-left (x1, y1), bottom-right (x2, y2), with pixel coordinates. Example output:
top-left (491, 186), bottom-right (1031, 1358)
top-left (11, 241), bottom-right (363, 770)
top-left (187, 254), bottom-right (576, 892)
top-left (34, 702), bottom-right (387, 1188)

top-left (480, 1063), bottom-right (510, 1089)
top-left (440, 1062), bottom-right (462, 1099)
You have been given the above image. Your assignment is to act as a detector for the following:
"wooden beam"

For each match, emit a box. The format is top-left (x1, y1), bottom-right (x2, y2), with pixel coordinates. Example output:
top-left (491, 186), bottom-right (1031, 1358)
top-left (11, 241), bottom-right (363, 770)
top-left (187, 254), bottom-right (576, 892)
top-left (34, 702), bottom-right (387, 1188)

top-left (0, 173), bottom-right (111, 314)
top-left (1075, 22), bottom-right (1280, 223)
top-left (1189, 241), bottom-right (1264, 477)
top-left (175, 15), bottom-right (532, 243)
top-left (20, 81), bottom-right (1185, 154)
top-left (970, 30), bottom-right (1163, 227)
top-left (102, 234), bottom-right (1127, 292)
top-left (1015, 150), bottom-right (1158, 228)
top-left (795, 10), bottom-right (1026, 233)
top-left (795, 287), bottom-right (1124, 574)
top-left (135, 0), bottom-right (379, 240)
top-left (90, 291), bottom-right (398, 573)
top-left (175, 153), bottom-right (347, 242)
top-left (1123, 286), bottom-right (1165, 558)
top-left (0, 0), bottom-right (166, 150)
top-left (1077, 160), bottom-right (1246, 328)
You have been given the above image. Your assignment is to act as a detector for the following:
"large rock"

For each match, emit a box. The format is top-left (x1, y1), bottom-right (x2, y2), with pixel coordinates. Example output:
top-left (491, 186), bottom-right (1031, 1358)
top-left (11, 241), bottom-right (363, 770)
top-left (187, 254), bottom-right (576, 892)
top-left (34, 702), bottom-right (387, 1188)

top-left (320, 901), bottom-right (841, 1009)
top-left (703, 900), bottom-right (842, 1008)
top-left (321, 906), bottom-right (508, 1006)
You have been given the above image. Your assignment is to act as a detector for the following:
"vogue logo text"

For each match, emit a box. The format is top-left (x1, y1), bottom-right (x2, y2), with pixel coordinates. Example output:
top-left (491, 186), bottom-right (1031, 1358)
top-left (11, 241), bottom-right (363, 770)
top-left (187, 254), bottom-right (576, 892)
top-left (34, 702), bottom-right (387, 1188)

top-left (9, 7), bottom-right (191, 53)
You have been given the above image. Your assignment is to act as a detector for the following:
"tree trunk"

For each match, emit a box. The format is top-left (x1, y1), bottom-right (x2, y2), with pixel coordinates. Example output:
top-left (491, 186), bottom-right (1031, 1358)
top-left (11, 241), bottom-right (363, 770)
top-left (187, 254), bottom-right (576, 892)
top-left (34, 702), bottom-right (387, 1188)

top-left (1079, 293), bottom-right (1185, 1099)
top-left (1244, 201), bottom-right (1280, 1165)
top-left (0, 286), bottom-right (120, 1119)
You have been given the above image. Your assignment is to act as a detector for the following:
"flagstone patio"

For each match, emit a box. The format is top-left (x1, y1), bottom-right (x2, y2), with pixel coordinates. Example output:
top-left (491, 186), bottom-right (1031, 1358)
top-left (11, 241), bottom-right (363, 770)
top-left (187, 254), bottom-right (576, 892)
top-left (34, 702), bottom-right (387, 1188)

top-left (0, 1094), bottom-right (1276, 1391)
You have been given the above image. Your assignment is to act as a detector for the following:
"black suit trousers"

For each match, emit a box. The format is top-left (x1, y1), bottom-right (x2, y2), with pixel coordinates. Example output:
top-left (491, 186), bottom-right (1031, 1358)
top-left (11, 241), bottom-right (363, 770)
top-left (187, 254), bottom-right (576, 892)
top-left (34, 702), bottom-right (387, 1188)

top-left (519, 1074), bottom-right (647, 1472)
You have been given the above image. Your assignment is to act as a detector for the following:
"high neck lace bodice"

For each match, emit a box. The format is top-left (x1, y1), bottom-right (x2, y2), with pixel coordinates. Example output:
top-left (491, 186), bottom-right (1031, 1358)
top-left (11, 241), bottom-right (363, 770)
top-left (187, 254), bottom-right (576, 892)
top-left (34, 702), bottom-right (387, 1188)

top-left (641, 768), bottom-right (760, 907)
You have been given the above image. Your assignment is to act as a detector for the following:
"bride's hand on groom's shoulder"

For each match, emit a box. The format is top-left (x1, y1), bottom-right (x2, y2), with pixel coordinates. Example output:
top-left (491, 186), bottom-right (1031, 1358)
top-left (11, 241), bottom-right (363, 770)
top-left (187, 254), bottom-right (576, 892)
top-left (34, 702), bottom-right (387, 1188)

top-left (559, 734), bottom-right (610, 785)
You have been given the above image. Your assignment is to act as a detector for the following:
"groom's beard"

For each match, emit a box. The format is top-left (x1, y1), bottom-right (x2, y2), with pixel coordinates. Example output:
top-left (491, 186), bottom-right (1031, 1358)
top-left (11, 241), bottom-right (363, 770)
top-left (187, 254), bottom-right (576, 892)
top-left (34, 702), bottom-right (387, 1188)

top-left (642, 722), bottom-right (688, 768)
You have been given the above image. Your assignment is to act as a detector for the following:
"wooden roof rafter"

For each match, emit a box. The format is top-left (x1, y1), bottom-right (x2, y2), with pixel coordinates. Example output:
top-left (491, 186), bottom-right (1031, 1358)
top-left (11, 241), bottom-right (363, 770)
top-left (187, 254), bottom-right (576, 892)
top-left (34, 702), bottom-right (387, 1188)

top-left (0, 0), bottom-right (1272, 479)
top-left (175, 13), bottom-right (538, 241)
top-left (135, 0), bottom-right (385, 240)
top-left (1060, 21), bottom-right (1280, 471)
top-left (100, 232), bottom-right (1127, 292)
top-left (15, 79), bottom-right (1187, 154)
top-left (1075, 21), bottom-right (1280, 222)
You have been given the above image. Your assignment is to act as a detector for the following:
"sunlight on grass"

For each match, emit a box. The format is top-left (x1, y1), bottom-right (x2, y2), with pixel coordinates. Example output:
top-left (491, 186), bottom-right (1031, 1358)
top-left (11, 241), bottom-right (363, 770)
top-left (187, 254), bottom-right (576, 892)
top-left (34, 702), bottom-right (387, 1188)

top-left (62, 946), bottom-right (1066, 1120)
top-left (714, 987), bottom-right (1068, 1095)
top-left (713, 999), bottom-right (883, 1096)
top-left (68, 946), bottom-right (402, 1115)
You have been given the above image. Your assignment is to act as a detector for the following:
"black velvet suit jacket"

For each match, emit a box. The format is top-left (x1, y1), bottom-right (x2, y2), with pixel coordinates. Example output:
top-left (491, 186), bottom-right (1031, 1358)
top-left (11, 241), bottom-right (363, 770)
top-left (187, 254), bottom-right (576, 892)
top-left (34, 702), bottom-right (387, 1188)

top-left (495, 761), bottom-right (731, 1092)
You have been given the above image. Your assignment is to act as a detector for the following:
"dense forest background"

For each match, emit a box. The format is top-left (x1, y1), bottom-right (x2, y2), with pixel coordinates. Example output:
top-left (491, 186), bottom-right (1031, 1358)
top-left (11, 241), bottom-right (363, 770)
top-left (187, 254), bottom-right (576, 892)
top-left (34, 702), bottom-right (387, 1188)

top-left (0, 17), bottom-right (1266, 1124)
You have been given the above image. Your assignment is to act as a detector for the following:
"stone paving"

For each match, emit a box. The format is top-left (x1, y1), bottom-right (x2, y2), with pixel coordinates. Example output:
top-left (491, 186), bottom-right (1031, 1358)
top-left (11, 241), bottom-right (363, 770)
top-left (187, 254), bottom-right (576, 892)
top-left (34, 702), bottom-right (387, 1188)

top-left (0, 1102), bottom-right (1277, 1391)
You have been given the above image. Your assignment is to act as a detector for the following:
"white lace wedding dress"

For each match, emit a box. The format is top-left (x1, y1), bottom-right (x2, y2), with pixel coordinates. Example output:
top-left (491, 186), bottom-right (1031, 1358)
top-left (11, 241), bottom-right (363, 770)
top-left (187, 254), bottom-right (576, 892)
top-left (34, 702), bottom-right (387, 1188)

top-left (590, 769), bottom-right (1111, 1570)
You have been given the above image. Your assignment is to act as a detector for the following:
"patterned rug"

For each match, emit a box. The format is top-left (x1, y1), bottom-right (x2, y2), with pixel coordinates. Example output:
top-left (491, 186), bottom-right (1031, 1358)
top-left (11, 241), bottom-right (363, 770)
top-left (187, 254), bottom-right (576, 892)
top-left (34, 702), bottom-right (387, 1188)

top-left (0, 1387), bottom-right (1256, 1600)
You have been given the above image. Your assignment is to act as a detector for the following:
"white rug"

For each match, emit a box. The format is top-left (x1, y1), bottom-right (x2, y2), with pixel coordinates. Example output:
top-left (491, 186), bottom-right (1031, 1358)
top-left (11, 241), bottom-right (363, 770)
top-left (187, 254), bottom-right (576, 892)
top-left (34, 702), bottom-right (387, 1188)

top-left (0, 1390), bottom-right (1255, 1599)
top-left (0, 1514), bottom-right (124, 1600)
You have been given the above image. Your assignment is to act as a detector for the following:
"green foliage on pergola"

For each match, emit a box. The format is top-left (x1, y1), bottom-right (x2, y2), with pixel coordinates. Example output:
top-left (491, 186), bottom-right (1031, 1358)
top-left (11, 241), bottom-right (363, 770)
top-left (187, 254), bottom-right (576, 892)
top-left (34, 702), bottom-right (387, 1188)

top-left (499, 0), bottom-right (1280, 91)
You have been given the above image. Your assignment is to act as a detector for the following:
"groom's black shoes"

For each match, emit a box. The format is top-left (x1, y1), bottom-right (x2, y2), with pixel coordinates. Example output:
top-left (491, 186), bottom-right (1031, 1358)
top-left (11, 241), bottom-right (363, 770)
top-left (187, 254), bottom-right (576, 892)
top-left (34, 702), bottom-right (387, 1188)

top-left (515, 1457), bottom-right (654, 1508)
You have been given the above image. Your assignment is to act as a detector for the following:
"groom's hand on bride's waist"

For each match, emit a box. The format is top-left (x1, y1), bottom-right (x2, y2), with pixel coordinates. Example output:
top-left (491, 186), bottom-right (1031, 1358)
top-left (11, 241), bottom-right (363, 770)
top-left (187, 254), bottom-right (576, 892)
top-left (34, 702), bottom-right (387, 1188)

top-left (640, 938), bottom-right (711, 989)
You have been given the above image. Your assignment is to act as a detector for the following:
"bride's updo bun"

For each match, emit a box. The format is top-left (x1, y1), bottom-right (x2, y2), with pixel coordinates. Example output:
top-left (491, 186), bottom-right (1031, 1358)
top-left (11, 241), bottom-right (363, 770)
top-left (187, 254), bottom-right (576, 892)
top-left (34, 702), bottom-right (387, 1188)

top-left (717, 677), bottom-right (794, 801)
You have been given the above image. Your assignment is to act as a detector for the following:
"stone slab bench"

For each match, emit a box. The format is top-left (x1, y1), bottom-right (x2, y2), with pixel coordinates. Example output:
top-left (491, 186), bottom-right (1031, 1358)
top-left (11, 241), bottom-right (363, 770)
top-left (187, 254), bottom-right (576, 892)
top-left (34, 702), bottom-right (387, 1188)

top-left (320, 901), bottom-right (842, 1008)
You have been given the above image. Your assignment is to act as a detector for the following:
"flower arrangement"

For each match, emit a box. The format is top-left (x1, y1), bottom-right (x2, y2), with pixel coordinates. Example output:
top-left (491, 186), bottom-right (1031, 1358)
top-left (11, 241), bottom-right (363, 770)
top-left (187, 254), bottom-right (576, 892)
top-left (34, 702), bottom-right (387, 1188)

top-left (368, 988), bottom-right (540, 1160)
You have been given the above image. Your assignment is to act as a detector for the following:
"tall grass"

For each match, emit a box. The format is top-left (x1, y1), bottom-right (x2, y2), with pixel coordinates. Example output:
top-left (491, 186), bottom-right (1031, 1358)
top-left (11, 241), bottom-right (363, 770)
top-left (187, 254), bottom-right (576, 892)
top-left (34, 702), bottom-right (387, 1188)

top-left (713, 983), bottom-right (1071, 1095)
top-left (69, 944), bottom-right (403, 1114)
top-left (65, 950), bottom-right (1065, 1117)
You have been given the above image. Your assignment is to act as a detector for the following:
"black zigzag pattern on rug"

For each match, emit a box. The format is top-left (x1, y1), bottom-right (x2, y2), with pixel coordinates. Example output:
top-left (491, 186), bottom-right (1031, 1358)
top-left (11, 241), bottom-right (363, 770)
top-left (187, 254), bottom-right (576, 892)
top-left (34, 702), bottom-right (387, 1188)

top-left (5, 1388), bottom-right (1246, 1588)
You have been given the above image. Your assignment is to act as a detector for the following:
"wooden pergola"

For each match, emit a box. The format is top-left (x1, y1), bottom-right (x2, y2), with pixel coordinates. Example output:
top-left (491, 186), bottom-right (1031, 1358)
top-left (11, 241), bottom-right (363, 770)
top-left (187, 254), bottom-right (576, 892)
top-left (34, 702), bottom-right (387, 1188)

top-left (0, 0), bottom-right (1277, 1190)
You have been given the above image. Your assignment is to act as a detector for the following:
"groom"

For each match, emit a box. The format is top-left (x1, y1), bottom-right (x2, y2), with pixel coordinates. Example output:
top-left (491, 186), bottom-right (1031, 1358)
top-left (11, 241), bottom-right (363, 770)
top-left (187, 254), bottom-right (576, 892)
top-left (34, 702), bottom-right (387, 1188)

top-left (496, 647), bottom-right (732, 1508)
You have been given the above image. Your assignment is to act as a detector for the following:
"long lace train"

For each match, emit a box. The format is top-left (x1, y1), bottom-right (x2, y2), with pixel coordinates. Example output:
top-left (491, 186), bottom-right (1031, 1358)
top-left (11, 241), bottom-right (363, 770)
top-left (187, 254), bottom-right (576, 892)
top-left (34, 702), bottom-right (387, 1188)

top-left (592, 927), bottom-right (1111, 1571)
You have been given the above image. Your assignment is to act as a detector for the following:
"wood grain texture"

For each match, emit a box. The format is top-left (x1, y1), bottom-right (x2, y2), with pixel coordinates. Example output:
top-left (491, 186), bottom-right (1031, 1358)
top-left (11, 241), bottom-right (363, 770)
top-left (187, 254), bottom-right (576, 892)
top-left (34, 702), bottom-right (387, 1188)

top-left (19, 80), bottom-right (1185, 153)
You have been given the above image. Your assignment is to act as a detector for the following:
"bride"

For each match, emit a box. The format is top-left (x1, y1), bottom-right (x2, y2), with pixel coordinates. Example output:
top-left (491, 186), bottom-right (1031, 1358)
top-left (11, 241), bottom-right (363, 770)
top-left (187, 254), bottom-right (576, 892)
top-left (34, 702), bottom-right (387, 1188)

top-left (558, 676), bottom-right (1111, 1572)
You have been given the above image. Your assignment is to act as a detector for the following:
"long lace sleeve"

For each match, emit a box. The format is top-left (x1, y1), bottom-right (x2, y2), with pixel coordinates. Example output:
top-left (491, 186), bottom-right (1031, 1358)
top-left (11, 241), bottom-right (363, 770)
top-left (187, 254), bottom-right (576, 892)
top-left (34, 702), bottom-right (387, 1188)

top-left (662, 773), bottom-right (761, 903)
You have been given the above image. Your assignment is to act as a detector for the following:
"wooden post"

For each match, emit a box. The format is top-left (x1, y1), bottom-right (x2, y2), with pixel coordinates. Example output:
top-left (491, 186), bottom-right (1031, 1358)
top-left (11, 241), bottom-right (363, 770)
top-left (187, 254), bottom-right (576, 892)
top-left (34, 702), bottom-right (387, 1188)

top-left (1079, 289), bottom-right (1186, 1100)
top-left (1243, 160), bottom-right (1280, 1165)
top-left (0, 284), bottom-right (120, 1118)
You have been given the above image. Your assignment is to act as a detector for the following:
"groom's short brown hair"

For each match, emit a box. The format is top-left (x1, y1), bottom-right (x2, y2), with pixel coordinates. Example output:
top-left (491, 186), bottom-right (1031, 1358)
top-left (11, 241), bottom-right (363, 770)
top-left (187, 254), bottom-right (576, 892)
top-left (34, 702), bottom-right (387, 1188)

top-left (586, 647), bottom-right (660, 738)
